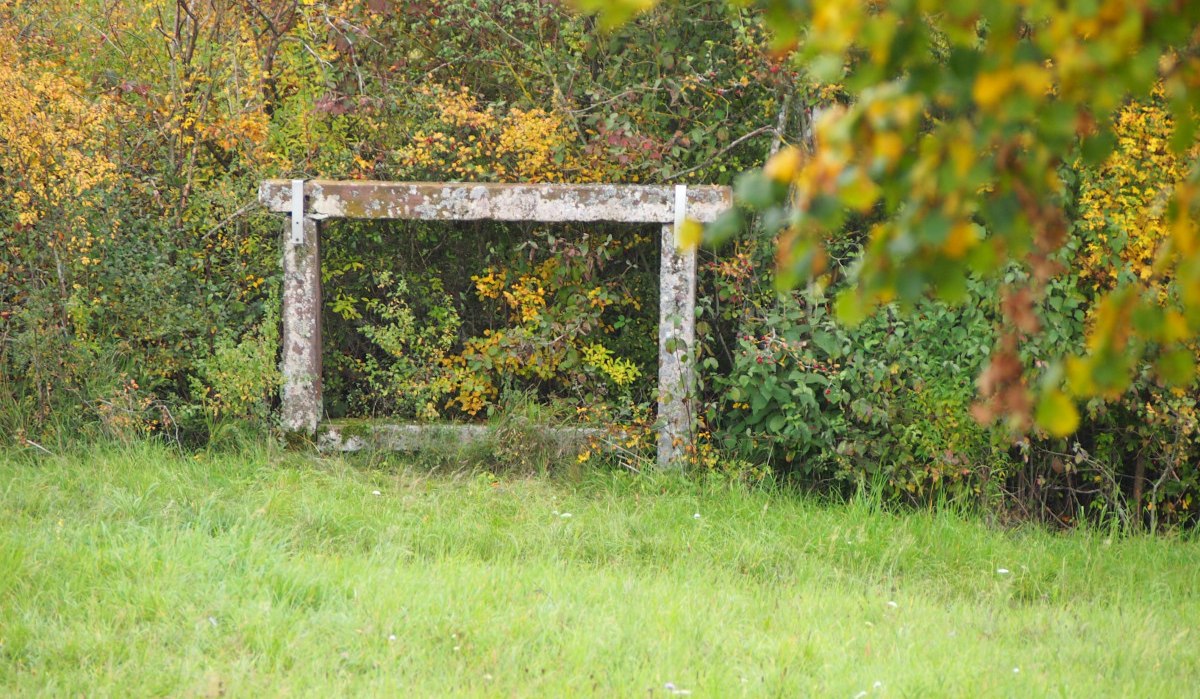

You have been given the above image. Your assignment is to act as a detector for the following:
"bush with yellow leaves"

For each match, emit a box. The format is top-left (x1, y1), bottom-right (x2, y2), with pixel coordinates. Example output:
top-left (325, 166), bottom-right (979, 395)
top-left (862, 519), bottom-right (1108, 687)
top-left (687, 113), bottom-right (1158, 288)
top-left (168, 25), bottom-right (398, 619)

top-left (1077, 90), bottom-right (1199, 293)
top-left (392, 84), bottom-right (609, 183)
top-left (441, 229), bottom-right (650, 419)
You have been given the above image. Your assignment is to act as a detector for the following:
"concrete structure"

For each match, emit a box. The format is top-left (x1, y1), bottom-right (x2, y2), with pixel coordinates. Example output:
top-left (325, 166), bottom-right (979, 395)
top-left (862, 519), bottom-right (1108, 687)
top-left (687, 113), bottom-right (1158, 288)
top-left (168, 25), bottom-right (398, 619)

top-left (260, 179), bottom-right (733, 467)
top-left (317, 421), bottom-right (606, 454)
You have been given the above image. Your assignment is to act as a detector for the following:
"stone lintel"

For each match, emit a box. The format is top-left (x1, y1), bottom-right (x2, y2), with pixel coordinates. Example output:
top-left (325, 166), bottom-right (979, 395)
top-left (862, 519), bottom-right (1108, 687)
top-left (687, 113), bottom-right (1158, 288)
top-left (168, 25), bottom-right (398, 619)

top-left (259, 180), bottom-right (732, 223)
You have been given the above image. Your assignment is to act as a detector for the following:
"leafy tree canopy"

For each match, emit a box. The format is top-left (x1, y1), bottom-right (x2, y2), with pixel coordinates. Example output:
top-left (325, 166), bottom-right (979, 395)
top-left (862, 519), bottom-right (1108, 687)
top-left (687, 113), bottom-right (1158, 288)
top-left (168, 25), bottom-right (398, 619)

top-left (573, 0), bottom-right (1200, 436)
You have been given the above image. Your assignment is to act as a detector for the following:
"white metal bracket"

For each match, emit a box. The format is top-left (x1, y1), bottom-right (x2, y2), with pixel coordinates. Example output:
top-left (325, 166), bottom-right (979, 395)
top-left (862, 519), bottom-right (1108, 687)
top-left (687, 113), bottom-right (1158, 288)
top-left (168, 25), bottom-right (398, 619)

top-left (673, 184), bottom-right (688, 245)
top-left (289, 178), bottom-right (305, 246)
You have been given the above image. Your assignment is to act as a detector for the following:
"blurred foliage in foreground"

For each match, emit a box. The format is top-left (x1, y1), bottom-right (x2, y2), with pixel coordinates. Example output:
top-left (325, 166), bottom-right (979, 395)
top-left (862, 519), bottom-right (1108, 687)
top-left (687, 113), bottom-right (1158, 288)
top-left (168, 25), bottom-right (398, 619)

top-left (575, 0), bottom-right (1200, 523)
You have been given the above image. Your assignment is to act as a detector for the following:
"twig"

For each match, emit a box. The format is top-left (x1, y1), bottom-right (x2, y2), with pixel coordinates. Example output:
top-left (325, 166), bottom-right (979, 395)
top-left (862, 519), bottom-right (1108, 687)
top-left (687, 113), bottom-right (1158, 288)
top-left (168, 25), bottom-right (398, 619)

top-left (667, 125), bottom-right (775, 181)
top-left (770, 89), bottom-right (790, 157)
top-left (24, 439), bottom-right (54, 457)
top-left (196, 200), bottom-right (262, 244)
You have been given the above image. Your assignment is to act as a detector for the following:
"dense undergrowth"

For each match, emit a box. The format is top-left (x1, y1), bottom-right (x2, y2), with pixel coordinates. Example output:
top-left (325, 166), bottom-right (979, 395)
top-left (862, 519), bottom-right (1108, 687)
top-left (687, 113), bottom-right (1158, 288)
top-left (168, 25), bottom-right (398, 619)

top-left (0, 0), bottom-right (1197, 527)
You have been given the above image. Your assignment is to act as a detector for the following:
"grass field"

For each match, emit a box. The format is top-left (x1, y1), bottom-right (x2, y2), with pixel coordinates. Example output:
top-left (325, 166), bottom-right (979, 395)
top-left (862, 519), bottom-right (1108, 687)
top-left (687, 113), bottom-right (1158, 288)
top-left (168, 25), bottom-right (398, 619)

top-left (1, 442), bottom-right (1198, 697)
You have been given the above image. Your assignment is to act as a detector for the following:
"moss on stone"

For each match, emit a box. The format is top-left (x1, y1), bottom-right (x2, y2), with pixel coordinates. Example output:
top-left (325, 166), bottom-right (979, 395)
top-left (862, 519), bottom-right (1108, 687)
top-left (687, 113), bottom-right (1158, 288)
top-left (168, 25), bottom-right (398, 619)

top-left (326, 418), bottom-right (376, 440)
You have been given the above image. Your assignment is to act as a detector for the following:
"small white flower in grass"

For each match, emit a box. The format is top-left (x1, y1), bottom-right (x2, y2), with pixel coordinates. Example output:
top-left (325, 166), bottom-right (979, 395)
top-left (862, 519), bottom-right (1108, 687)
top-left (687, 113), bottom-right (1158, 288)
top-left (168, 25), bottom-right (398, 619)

top-left (996, 568), bottom-right (1010, 575)
top-left (854, 691), bottom-right (868, 699)
top-left (886, 600), bottom-right (898, 608)
top-left (372, 490), bottom-right (382, 496)
top-left (874, 681), bottom-right (883, 690)
top-left (453, 645), bottom-right (461, 652)
top-left (1013, 667), bottom-right (1020, 674)
top-left (664, 682), bottom-right (692, 696)
top-left (560, 512), bottom-right (573, 519)
top-left (208, 616), bottom-right (218, 627)
top-left (388, 634), bottom-right (396, 642)
top-left (693, 512), bottom-right (701, 520)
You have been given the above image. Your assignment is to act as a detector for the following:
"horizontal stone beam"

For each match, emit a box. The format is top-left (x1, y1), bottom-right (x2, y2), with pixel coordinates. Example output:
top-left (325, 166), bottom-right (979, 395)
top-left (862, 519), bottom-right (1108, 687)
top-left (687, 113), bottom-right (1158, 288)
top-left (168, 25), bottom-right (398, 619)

top-left (260, 180), bottom-right (732, 223)
top-left (317, 421), bottom-right (605, 454)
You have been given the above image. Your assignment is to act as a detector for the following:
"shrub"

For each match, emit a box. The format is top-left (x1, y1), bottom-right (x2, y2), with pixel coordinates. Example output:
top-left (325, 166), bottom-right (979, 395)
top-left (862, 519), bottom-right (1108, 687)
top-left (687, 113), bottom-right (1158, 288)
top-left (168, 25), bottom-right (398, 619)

top-left (706, 268), bottom-right (1005, 503)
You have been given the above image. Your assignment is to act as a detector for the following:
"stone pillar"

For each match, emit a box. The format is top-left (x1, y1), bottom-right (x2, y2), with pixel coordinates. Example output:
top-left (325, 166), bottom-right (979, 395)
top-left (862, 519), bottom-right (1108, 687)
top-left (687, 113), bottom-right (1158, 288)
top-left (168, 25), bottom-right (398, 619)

top-left (281, 180), bottom-right (322, 436)
top-left (657, 186), bottom-right (697, 468)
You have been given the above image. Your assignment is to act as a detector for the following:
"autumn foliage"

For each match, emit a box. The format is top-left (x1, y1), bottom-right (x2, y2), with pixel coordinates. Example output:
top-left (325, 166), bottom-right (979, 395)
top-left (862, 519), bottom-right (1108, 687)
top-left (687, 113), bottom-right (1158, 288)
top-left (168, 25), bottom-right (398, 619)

top-left (1, 0), bottom-right (1198, 524)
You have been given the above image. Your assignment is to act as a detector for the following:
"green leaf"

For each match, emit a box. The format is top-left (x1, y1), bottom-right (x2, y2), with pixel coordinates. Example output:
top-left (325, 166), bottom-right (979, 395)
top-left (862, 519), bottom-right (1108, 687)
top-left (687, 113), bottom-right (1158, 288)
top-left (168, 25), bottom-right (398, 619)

top-left (1036, 389), bottom-right (1081, 438)
top-left (835, 290), bottom-right (867, 327)
top-left (1169, 97), bottom-right (1198, 155)
top-left (1157, 348), bottom-right (1196, 387)
top-left (809, 54), bottom-right (845, 83)
top-left (1132, 304), bottom-right (1164, 339)
top-left (812, 331), bottom-right (842, 358)
top-left (895, 267), bottom-right (925, 303)
top-left (840, 174), bottom-right (881, 212)
top-left (933, 272), bottom-right (969, 305)
top-left (920, 213), bottom-right (952, 246)
top-left (1080, 128), bottom-right (1116, 166)
top-left (1039, 101), bottom-right (1078, 148)
top-left (735, 170), bottom-right (784, 209)
top-left (704, 209), bottom-right (744, 247)
top-left (947, 46), bottom-right (981, 82)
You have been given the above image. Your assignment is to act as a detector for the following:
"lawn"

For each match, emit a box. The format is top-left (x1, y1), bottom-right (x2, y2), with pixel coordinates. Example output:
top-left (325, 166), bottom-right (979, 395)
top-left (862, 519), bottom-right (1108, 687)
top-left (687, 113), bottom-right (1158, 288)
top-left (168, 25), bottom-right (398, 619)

top-left (1, 443), bottom-right (1198, 697)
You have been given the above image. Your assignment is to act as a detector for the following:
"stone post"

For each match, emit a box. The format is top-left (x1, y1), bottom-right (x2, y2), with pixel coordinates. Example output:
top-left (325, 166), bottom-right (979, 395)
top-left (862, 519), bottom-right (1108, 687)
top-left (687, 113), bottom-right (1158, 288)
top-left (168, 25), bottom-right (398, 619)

top-left (657, 185), bottom-right (697, 468)
top-left (281, 180), bottom-right (322, 436)
top-left (258, 179), bottom-right (728, 453)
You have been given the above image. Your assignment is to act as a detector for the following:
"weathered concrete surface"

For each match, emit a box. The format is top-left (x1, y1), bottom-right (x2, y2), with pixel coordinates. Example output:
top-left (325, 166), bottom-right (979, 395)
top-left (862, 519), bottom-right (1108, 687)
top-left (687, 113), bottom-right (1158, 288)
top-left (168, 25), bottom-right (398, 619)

top-left (318, 421), bottom-right (604, 454)
top-left (259, 180), bottom-right (732, 223)
top-left (319, 422), bottom-right (490, 452)
top-left (281, 215), bottom-right (322, 436)
top-left (267, 178), bottom-right (711, 466)
top-left (657, 222), bottom-right (697, 468)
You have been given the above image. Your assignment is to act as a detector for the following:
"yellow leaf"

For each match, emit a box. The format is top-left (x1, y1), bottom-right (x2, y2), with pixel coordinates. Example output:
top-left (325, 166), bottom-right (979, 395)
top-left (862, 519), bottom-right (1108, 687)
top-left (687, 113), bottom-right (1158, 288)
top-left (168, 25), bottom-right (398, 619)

top-left (1173, 210), bottom-right (1196, 256)
top-left (1012, 63), bottom-right (1052, 99)
top-left (943, 222), bottom-right (977, 258)
top-left (1163, 310), bottom-right (1189, 343)
top-left (873, 131), bottom-right (904, 164)
top-left (949, 138), bottom-right (975, 177)
top-left (763, 146), bottom-right (803, 183)
top-left (1036, 389), bottom-right (1081, 437)
top-left (677, 218), bottom-right (704, 251)
top-left (841, 173), bottom-right (881, 212)
top-left (972, 70), bottom-right (1013, 111)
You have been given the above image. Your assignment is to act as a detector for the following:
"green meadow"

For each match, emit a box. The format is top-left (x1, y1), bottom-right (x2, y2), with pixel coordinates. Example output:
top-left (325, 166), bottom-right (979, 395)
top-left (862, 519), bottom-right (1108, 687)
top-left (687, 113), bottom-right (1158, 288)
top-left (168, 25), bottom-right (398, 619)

top-left (2, 443), bottom-right (1197, 697)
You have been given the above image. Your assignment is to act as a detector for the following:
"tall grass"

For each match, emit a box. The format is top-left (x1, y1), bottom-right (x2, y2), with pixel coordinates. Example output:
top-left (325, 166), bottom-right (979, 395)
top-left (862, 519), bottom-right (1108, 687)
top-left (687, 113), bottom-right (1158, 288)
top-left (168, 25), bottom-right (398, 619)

top-left (1, 442), bottom-right (1198, 696)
